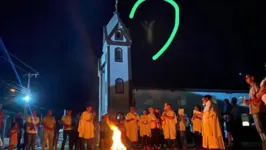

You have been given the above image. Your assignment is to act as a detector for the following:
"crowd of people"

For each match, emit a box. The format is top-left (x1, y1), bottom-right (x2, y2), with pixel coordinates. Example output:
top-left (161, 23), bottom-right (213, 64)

top-left (0, 63), bottom-right (265, 150)
top-left (0, 97), bottom-right (234, 150)
top-left (100, 98), bottom-right (225, 150)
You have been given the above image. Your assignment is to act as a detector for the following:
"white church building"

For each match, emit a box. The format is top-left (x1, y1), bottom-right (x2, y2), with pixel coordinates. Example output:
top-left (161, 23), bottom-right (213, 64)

top-left (98, 12), bottom-right (250, 121)
top-left (98, 12), bottom-right (133, 118)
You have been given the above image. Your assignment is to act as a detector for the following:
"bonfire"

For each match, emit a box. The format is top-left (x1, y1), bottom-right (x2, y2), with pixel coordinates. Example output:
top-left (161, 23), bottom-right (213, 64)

top-left (105, 114), bottom-right (126, 150)
top-left (109, 125), bottom-right (127, 150)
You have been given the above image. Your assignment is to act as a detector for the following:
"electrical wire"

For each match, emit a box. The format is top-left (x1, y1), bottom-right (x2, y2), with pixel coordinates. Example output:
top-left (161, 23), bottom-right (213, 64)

top-left (7, 52), bottom-right (39, 74)
top-left (0, 56), bottom-right (28, 73)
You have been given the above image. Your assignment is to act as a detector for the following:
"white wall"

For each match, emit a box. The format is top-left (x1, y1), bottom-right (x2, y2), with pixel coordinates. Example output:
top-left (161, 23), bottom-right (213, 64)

top-left (108, 45), bottom-right (131, 113)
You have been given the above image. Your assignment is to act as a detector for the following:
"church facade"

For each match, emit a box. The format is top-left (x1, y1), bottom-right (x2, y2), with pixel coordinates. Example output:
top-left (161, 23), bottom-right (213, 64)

top-left (98, 12), bottom-right (133, 119)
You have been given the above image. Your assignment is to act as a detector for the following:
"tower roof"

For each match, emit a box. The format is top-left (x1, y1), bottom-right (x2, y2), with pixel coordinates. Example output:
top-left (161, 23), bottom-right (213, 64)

top-left (105, 12), bottom-right (131, 42)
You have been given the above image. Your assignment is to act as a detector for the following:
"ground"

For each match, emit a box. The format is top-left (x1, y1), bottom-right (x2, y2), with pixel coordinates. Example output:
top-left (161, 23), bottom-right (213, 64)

top-left (2, 143), bottom-right (262, 150)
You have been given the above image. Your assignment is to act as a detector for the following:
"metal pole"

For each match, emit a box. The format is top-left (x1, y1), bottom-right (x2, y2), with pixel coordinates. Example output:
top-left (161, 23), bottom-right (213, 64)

top-left (23, 73), bottom-right (38, 118)
top-left (27, 73), bottom-right (31, 90)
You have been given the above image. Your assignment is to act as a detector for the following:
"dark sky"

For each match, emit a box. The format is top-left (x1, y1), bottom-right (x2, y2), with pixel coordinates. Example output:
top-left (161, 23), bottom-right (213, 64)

top-left (0, 0), bottom-right (264, 111)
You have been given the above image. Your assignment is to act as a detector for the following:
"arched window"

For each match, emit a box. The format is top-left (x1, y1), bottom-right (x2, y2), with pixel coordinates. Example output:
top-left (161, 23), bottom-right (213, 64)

top-left (115, 47), bottom-right (123, 62)
top-left (115, 78), bottom-right (124, 94)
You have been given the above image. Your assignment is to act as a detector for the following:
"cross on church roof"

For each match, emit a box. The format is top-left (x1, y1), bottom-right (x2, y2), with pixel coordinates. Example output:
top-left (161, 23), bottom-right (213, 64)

top-left (115, 0), bottom-right (119, 13)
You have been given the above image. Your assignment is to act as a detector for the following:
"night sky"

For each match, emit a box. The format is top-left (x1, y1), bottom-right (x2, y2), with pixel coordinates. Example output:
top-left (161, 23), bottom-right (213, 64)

top-left (0, 0), bottom-right (264, 111)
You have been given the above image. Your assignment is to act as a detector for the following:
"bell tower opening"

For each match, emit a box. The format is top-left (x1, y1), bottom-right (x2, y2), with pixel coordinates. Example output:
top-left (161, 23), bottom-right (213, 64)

top-left (115, 30), bottom-right (122, 40)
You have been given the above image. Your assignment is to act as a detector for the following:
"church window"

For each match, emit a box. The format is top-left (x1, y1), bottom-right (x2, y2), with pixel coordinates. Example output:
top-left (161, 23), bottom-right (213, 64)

top-left (115, 78), bottom-right (124, 94)
top-left (115, 47), bottom-right (123, 62)
top-left (115, 30), bottom-right (122, 40)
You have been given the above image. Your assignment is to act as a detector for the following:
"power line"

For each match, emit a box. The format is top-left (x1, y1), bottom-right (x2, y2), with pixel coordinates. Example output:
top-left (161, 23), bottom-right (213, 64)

top-left (0, 56), bottom-right (28, 73)
top-left (0, 38), bottom-right (23, 85)
top-left (0, 37), bottom-right (39, 75)
top-left (7, 51), bottom-right (39, 74)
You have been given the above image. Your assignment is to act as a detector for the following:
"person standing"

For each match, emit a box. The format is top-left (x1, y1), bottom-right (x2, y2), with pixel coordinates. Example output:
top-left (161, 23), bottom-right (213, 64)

top-left (177, 112), bottom-right (187, 149)
top-left (162, 104), bottom-right (177, 149)
top-left (191, 105), bottom-right (202, 149)
top-left (26, 110), bottom-right (40, 150)
top-left (125, 106), bottom-right (139, 148)
top-left (61, 109), bottom-right (74, 150)
top-left (99, 114), bottom-right (112, 149)
top-left (78, 106), bottom-right (95, 150)
top-left (244, 73), bottom-right (266, 149)
top-left (230, 97), bottom-right (241, 147)
top-left (201, 95), bottom-right (225, 150)
top-left (155, 108), bottom-right (164, 148)
top-left (41, 110), bottom-right (56, 150)
top-left (260, 62), bottom-right (266, 104)
top-left (53, 117), bottom-right (60, 150)
top-left (14, 112), bottom-right (23, 150)
top-left (139, 109), bottom-right (150, 149)
top-left (117, 114), bottom-right (129, 147)
top-left (8, 119), bottom-right (18, 150)
top-left (223, 99), bottom-right (233, 147)
top-left (73, 112), bottom-right (81, 150)
top-left (148, 107), bottom-right (160, 149)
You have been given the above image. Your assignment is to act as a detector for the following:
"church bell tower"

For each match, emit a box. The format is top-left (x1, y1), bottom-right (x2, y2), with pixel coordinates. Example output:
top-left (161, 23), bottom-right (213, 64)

top-left (98, 6), bottom-right (132, 118)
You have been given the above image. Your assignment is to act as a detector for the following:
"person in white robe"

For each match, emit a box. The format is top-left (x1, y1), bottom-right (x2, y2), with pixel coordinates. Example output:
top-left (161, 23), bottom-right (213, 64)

top-left (202, 95), bottom-right (225, 150)
top-left (191, 105), bottom-right (202, 149)
top-left (78, 106), bottom-right (94, 150)
top-left (162, 104), bottom-right (177, 149)
top-left (139, 109), bottom-right (150, 149)
top-left (125, 106), bottom-right (139, 148)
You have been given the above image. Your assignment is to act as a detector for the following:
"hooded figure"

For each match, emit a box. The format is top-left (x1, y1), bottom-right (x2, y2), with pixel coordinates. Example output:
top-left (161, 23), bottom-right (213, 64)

top-left (141, 20), bottom-right (155, 45)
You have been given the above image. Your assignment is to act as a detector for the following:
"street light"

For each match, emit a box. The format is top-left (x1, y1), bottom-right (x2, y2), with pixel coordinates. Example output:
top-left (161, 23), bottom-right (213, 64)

top-left (10, 88), bottom-right (16, 93)
top-left (23, 95), bottom-right (30, 102)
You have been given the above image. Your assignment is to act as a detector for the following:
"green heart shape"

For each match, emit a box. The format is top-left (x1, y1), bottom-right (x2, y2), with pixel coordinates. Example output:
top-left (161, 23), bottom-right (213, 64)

top-left (129, 0), bottom-right (180, 60)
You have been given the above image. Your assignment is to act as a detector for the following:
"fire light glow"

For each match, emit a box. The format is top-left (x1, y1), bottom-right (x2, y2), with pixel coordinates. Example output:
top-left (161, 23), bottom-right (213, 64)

top-left (109, 125), bottom-right (126, 150)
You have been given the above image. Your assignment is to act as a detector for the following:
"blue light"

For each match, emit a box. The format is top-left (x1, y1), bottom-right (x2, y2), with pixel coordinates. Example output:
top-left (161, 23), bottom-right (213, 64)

top-left (23, 95), bottom-right (30, 102)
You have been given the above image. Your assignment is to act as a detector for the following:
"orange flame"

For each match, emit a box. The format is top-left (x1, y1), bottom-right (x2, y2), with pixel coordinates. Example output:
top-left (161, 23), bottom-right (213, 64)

top-left (109, 125), bottom-right (127, 150)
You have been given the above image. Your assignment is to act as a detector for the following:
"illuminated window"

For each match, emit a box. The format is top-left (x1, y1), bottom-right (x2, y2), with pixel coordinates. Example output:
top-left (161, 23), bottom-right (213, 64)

top-left (115, 48), bottom-right (123, 62)
top-left (115, 78), bottom-right (124, 94)
top-left (115, 30), bottom-right (122, 40)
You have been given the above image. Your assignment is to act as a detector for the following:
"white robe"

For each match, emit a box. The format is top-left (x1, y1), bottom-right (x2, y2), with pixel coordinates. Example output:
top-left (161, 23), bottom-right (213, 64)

top-left (125, 112), bottom-right (139, 142)
top-left (163, 110), bottom-right (177, 140)
top-left (202, 100), bottom-right (225, 149)
top-left (78, 111), bottom-right (94, 139)
top-left (139, 115), bottom-right (151, 137)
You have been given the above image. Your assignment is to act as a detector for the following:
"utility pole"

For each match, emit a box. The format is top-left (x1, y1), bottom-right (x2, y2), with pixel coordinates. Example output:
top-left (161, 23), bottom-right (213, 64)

top-left (23, 72), bottom-right (39, 118)
top-left (25, 73), bottom-right (39, 91)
